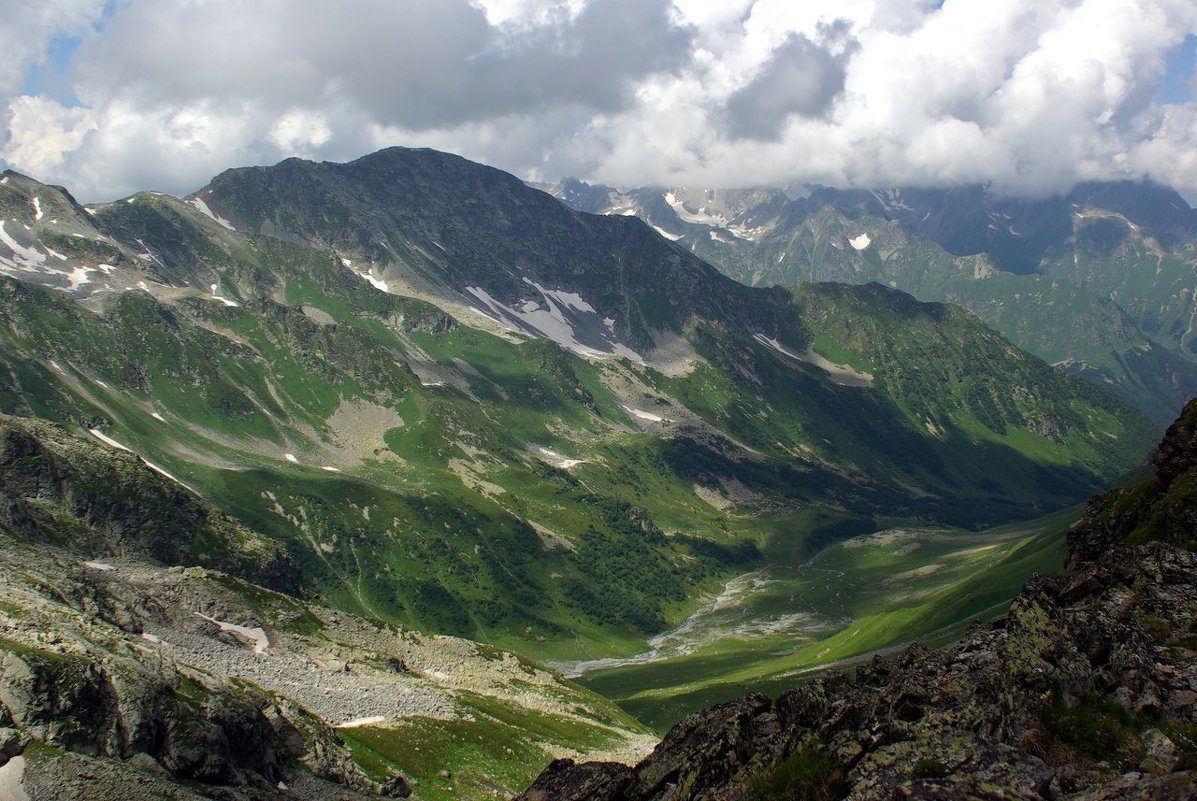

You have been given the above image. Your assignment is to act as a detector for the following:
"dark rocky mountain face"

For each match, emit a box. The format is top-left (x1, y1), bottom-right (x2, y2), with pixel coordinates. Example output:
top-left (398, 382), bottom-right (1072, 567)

top-left (198, 148), bottom-right (776, 355)
top-left (516, 399), bottom-right (1197, 801)
top-left (0, 414), bottom-right (298, 589)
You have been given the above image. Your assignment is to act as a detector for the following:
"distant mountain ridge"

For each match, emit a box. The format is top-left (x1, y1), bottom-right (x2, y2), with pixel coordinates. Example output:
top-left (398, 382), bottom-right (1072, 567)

top-left (546, 177), bottom-right (1197, 423)
top-left (194, 148), bottom-right (779, 361)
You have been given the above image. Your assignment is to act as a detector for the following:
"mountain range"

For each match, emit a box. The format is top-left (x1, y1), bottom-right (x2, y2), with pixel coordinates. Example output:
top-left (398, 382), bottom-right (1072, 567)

top-left (0, 147), bottom-right (1179, 799)
top-left (545, 178), bottom-right (1197, 424)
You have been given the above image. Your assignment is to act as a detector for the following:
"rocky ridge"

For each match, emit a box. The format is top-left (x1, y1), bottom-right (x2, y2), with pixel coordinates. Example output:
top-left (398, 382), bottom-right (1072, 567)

top-left (517, 400), bottom-right (1197, 800)
top-left (0, 413), bottom-right (298, 590)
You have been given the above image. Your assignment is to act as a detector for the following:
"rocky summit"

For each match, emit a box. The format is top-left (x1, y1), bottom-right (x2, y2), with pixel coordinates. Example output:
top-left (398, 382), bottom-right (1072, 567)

top-left (517, 400), bottom-right (1197, 800)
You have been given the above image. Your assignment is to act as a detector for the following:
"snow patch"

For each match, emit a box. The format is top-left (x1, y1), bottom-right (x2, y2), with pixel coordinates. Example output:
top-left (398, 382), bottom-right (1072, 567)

top-left (338, 716), bottom-right (386, 728)
top-left (284, 453), bottom-right (299, 463)
top-left (151, 412), bottom-right (166, 422)
top-left (135, 239), bottom-right (166, 270)
top-left (89, 429), bottom-right (198, 492)
top-left (320, 465), bottom-right (341, 472)
top-left (362, 273), bottom-right (389, 292)
top-left (465, 284), bottom-right (644, 364)
top-left (141, 459), bottom-right (193, 491)
top-left (536, 446), bottom-right (586, 469)
top-left (725, 224), bottom-right (765, 241)
top-left (66, 265), bottom-right (95, 289)
top-left (32, 197), bottom-right (43, 221)
top-left (848, 233), bottom-right (871, 250)
top-left (708, 230), bottom-right (738, 244)
top-left (872, 189), bottom-right (913, 212)
top-left (82, 561), bottom-right (116, 571)
top-left (188, 197), bottom-right (235, 230)
top-left (753, 334), bottom-right (874, 388)
top-left (0, 220), bottom-right (46, 266)
top-left (527, 280), bottom-right (599, 315)
top-left (195, 612), bottom-right (269, 654)
top-left (89, 429), bottom-right (132, 452)
top-left (622, 405), bottom-right (669, 423)
top-left (650, 224), bottom-right (683, 241)
top-left (663, 191), bottom-right (728, 227)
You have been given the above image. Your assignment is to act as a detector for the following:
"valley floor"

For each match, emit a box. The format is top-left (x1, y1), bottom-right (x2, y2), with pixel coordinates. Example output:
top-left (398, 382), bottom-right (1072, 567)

top-left (570, 510), bottom-right (1073, 732)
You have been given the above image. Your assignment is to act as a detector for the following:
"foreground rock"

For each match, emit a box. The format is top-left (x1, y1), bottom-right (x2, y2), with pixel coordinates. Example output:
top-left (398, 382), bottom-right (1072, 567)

top-left (518, 400), bottom-right (1197, 800)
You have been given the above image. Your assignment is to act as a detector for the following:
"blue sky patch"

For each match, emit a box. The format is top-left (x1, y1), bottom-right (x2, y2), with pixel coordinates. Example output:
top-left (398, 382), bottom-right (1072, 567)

top-left (1158, 34), bottom-right (1195, 105)
top-left (21, 34), bottom-right (82, 107)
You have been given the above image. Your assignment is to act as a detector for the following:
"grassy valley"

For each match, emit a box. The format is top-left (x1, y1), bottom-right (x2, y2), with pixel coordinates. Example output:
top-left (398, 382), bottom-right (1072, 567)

top-left (576, 508), bottom-right (1075, 732)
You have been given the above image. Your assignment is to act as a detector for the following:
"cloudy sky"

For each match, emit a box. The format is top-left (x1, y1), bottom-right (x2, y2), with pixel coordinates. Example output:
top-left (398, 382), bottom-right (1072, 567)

top-left (3, 0), bottom-right (1196, 202)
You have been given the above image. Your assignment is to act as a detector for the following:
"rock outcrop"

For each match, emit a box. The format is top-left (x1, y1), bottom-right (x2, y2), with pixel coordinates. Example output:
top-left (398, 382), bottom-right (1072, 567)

top-left (517, 400), bottom-right (1197, 801)
top-left (0, 414), bottom-right (299, 591)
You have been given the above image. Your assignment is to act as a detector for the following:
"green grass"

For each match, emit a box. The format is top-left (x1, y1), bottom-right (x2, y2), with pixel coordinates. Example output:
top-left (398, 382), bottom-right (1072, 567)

top-left (745, 748), bottom-right (847, 801)
top-left (579, 508), bottom-right (1075, 732)
top-left (339, 692), bottom-right (647, 801)
top-left (0, 205), bottom-right (1158, 722)
top-left (1025, 693), bottom-right (1197, 775)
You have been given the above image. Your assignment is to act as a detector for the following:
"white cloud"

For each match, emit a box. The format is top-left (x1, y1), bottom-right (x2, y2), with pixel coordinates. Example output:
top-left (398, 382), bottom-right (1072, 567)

top-left (3, 95), bottom-right (96, 177)
top-left (269, 109), bottom-right (333, 154)
top-left (2, 0), bottom-right (1197, 202)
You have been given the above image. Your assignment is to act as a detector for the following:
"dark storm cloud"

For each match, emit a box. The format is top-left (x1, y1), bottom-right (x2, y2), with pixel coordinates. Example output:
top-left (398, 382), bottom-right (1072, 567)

top-left (721, 30), bottom-right (852, 141)
top-left (69, 0), bottom-right (693, 131)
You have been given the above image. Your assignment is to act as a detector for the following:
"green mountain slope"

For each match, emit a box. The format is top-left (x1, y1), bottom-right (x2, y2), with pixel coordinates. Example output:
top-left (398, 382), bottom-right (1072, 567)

top-left (577, 509), bottom-right (1074, 733)
top-left (0, 151), bottom-right (1156, 671)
